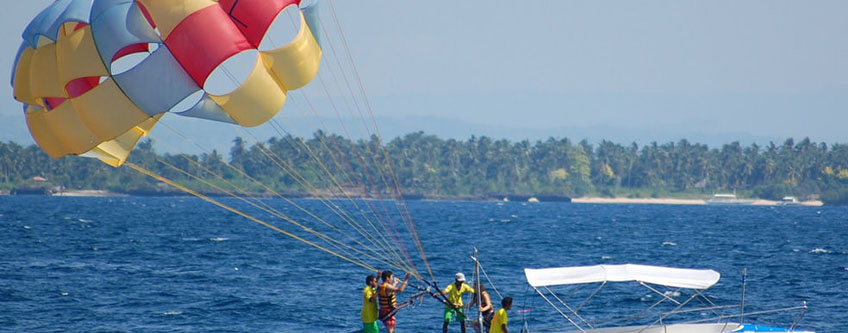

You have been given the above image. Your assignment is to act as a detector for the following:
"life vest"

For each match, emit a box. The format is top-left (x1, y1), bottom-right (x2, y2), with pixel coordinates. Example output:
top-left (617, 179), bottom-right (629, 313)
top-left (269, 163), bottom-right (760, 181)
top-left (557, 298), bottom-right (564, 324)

top-left (378, 281), bottom-right (397, 309)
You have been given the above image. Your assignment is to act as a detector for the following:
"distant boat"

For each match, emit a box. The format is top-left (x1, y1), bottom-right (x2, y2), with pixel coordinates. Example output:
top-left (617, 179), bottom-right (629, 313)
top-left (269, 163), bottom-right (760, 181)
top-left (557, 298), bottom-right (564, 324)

top-left (527, 197), bottom-right (540, 203)
top-left (777, 196), bottom-right (802, 206)
top-left (706, 193), bottom-right (755, 205)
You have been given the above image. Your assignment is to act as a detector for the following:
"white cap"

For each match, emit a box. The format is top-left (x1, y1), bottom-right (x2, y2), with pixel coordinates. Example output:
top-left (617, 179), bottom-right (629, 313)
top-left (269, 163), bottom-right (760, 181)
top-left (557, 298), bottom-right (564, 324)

top-left (455, 272), bottom-right (466, 282)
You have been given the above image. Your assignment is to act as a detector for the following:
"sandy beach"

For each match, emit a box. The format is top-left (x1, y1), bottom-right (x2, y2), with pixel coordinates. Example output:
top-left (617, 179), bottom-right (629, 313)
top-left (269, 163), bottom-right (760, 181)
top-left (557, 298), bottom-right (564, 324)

top-left (51, 190), bottom-right (125, 197)
top-left (572, 197), bottom-right (823, 206)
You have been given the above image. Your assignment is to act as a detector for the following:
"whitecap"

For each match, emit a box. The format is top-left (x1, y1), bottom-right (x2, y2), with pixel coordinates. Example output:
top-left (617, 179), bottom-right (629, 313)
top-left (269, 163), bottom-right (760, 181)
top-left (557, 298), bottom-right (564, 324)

top-left (601, 255), bottom-right (612, 260)
top-left (662, 241), bottom-right (677, 246)
top-left (500, 219), bottom-right (510, 223)
top-left (23, 225), bottom-right (31, 229)
top-left (511, 214), bottom-right (518, 218)
top-left (162, 311), bottom-right (182, 316)
top-left (78, 218), bottom-right (93, 223)
top-left (182, 237), bottom-right (201, 241)
top-left (809, 248), bottom-right (832, 254)
top-left (488, 218), bottom-right (495, 222)
top-left (210, 237), bottom-right (230, 242)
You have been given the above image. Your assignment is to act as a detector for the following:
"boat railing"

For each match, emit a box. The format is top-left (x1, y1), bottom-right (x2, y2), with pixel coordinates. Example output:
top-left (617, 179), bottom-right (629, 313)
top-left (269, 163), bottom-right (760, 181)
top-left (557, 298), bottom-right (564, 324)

top-left (682, 302), bottom-right (809, 330)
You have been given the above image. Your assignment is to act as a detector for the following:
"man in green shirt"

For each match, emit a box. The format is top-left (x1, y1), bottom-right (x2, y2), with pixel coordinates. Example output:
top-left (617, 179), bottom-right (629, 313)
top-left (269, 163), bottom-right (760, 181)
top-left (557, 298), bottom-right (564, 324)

top-left (440, 272), bottom-right (475, 333)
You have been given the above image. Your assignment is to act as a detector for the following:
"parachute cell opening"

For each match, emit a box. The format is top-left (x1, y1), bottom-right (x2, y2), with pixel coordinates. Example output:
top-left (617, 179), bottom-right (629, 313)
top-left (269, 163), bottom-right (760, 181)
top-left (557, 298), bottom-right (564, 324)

top-left (203, 49), bottom-right (259, 96)
top-left (258, 4), bottom-right (303, 51)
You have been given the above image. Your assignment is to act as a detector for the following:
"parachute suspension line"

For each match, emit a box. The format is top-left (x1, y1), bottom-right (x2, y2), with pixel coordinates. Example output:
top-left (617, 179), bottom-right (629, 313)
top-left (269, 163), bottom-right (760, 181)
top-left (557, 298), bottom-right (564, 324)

top-left (260, 121), bottom-right (421, 280)
top-left (125, 161), bottom-right (378, 272)
top-left (325, 1), bottom-right (435, 281)
top-left (153, 122), bottom-right (413, 274)
top-left (262, 118), bottom-right (415, 271)
top-left (299, 78), bottom-right (423, 276)
top-left (297, 18), bottom-right (430, 280)
top-left (234, 127), bottom-right (415, 274)
top-left (282, 93), bottom-right (421, 277)
top-left (148, 154), bottom-right (403, 271)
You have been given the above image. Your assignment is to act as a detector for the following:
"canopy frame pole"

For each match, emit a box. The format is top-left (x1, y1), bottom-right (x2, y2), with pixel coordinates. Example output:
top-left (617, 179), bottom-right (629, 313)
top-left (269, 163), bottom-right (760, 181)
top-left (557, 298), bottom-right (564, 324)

top-left (575, 281), bottom-right (606, 313)
top-left (740, 267), bottom-right (747, 325)
top-left (645, 289), bottom-right (702, 329)
top-left (543, 286), bottom-right (593, 329)
top-left (639, 282), bottom-right (682, 305)
top-left (533, 287), bottom-right (585, 332)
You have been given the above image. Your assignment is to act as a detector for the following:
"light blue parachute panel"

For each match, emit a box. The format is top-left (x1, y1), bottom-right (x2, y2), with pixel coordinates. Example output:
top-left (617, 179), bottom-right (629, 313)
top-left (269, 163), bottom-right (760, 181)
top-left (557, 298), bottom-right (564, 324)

top-left (22, 0), bottom-right (70, 46)
top-left (112, 48), bottom-right (200, 116)
top-left (176, 94), bottom-right (237, 124)
top-left (22, 0), bottom-right (93, 47)
top-left (301, 0), bottom-right (322, 47)
top-left (90, 0), bottom-right (160, 71)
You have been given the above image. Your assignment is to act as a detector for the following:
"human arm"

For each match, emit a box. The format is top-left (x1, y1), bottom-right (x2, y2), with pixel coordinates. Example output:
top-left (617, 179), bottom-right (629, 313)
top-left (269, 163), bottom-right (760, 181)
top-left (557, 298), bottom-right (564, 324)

top-left (478, 292), bottom-right (492, 313)
top-left (396, 272), bottom-right (411, 293)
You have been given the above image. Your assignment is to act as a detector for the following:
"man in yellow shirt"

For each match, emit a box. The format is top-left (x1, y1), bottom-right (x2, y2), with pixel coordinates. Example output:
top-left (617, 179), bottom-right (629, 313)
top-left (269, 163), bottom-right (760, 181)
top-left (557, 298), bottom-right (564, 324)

top-left (490, 297), bottom-right (513, 333)
top-left (361, 274), bottom-right (380, 333)
top-left (440, 272), bottom-right (475, 333)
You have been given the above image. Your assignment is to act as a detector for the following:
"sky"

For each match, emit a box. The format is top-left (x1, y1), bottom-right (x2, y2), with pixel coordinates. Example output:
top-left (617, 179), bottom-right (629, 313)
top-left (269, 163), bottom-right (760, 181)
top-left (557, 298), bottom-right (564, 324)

top-left (3, 1), bottom-right (848, 153)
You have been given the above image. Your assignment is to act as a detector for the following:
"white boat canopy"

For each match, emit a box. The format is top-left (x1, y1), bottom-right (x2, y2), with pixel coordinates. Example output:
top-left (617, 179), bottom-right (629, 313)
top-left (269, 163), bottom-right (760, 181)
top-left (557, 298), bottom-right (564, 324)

top-left (524, 264), bottom-right (720, 290)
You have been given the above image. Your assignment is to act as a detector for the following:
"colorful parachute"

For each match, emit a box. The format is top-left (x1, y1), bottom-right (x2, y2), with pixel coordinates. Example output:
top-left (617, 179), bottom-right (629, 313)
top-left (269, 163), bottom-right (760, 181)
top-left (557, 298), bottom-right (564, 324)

top-left (12, 0), bottom-right (322, 167)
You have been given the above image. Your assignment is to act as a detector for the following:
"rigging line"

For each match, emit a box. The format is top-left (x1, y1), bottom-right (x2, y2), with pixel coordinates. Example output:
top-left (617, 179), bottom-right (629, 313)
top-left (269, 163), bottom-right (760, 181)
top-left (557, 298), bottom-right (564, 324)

top-left (292, 28), bottom-right (422, 274)
top-left (277, 93), bottom-right (389, 229)
top-left (311, 75), bottom-right (420, 271)
top-left (260, 125), bottom-right (418, 278)
top-left (474, 257), bottom-right (504, 301)
top-left (235, 128), bottom-right (412, 272)
top-left (149, 155), bottom-right (403, 271)
top-left (316, 17), bottom-right (376, 141)
top-left (125, 162), bottom-right (379, 272)
top-left (313, 16), bottom-right (415, 245)
top-left (271, 98), bottom-right (406, 267)
top-left (237, 121), bottom-right (416, 275)
top-left (284, 93), bottom-right (420, 275)
top-left (152, 122), bottom-right (409, 272)
top-left (159, 148), bottom-right (405, 271)
top-left (264, 119), bottom-right (406, 262)
top-left (326, 1), bottom-right (433, 281)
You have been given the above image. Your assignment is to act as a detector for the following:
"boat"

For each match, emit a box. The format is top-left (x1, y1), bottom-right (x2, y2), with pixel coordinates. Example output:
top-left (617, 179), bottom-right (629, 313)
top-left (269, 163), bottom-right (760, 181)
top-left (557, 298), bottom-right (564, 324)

top-left (777, 196), bottom-right (802, 206)
top-left (706, 193), bottom-right (755, 205)
top-left (520, 264), bottom-right (813, 333)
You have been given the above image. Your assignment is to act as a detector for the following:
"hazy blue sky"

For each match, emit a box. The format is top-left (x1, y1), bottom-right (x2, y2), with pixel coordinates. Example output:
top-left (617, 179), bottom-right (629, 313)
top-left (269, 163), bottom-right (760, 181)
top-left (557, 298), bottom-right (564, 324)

top-left (3, 1), bottom-right (847, 149)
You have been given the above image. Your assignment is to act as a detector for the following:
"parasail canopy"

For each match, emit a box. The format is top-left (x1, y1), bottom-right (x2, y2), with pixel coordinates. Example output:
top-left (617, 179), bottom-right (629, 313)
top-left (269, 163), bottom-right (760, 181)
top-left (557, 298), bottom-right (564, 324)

top-left (524, 264), bottom-right (721, 290)
top-left (12, 0), bottom-right (322, 167)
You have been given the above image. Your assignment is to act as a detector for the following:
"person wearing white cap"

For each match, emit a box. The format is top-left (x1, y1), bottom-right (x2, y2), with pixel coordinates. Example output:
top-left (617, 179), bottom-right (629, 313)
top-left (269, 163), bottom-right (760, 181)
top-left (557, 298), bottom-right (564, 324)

top-left (440, 272), bottom-right (475, 333)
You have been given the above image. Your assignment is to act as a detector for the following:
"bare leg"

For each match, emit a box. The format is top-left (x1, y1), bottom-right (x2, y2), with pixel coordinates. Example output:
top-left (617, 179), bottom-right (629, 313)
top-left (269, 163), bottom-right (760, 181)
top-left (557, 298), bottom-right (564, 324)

top-left (460, 321), bottom-right (466, 333)
top-left (443, 321), bottom-right (450, 333)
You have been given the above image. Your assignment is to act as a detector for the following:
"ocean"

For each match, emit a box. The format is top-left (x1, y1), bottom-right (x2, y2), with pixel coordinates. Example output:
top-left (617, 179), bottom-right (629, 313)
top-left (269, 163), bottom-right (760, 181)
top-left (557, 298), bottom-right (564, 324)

top-left (1, 196), bottom-right (845, 332)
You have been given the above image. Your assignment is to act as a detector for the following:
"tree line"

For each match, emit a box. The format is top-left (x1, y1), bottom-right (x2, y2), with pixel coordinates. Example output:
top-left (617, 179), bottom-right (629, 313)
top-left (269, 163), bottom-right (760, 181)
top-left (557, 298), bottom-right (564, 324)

top-left (1, 132), bottom-right (847, 205)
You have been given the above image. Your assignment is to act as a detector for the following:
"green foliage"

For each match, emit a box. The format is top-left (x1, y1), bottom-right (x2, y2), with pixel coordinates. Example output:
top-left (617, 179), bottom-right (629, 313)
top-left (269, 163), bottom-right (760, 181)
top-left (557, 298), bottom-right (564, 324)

top-left (1, 134), bottom-right (847, 204)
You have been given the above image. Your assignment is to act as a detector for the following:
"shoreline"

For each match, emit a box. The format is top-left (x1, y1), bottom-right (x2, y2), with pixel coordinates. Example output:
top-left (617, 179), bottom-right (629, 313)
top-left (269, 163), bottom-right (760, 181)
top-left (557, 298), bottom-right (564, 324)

top-left (572, 197), bottom-right (824, 206)
top-left (2, 190), bottom-right (825, 206)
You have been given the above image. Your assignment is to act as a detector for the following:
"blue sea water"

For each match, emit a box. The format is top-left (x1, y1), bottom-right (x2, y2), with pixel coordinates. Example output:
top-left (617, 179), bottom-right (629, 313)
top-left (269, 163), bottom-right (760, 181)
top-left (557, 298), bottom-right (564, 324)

top-left (1, 196), bottom-right (846, 332)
